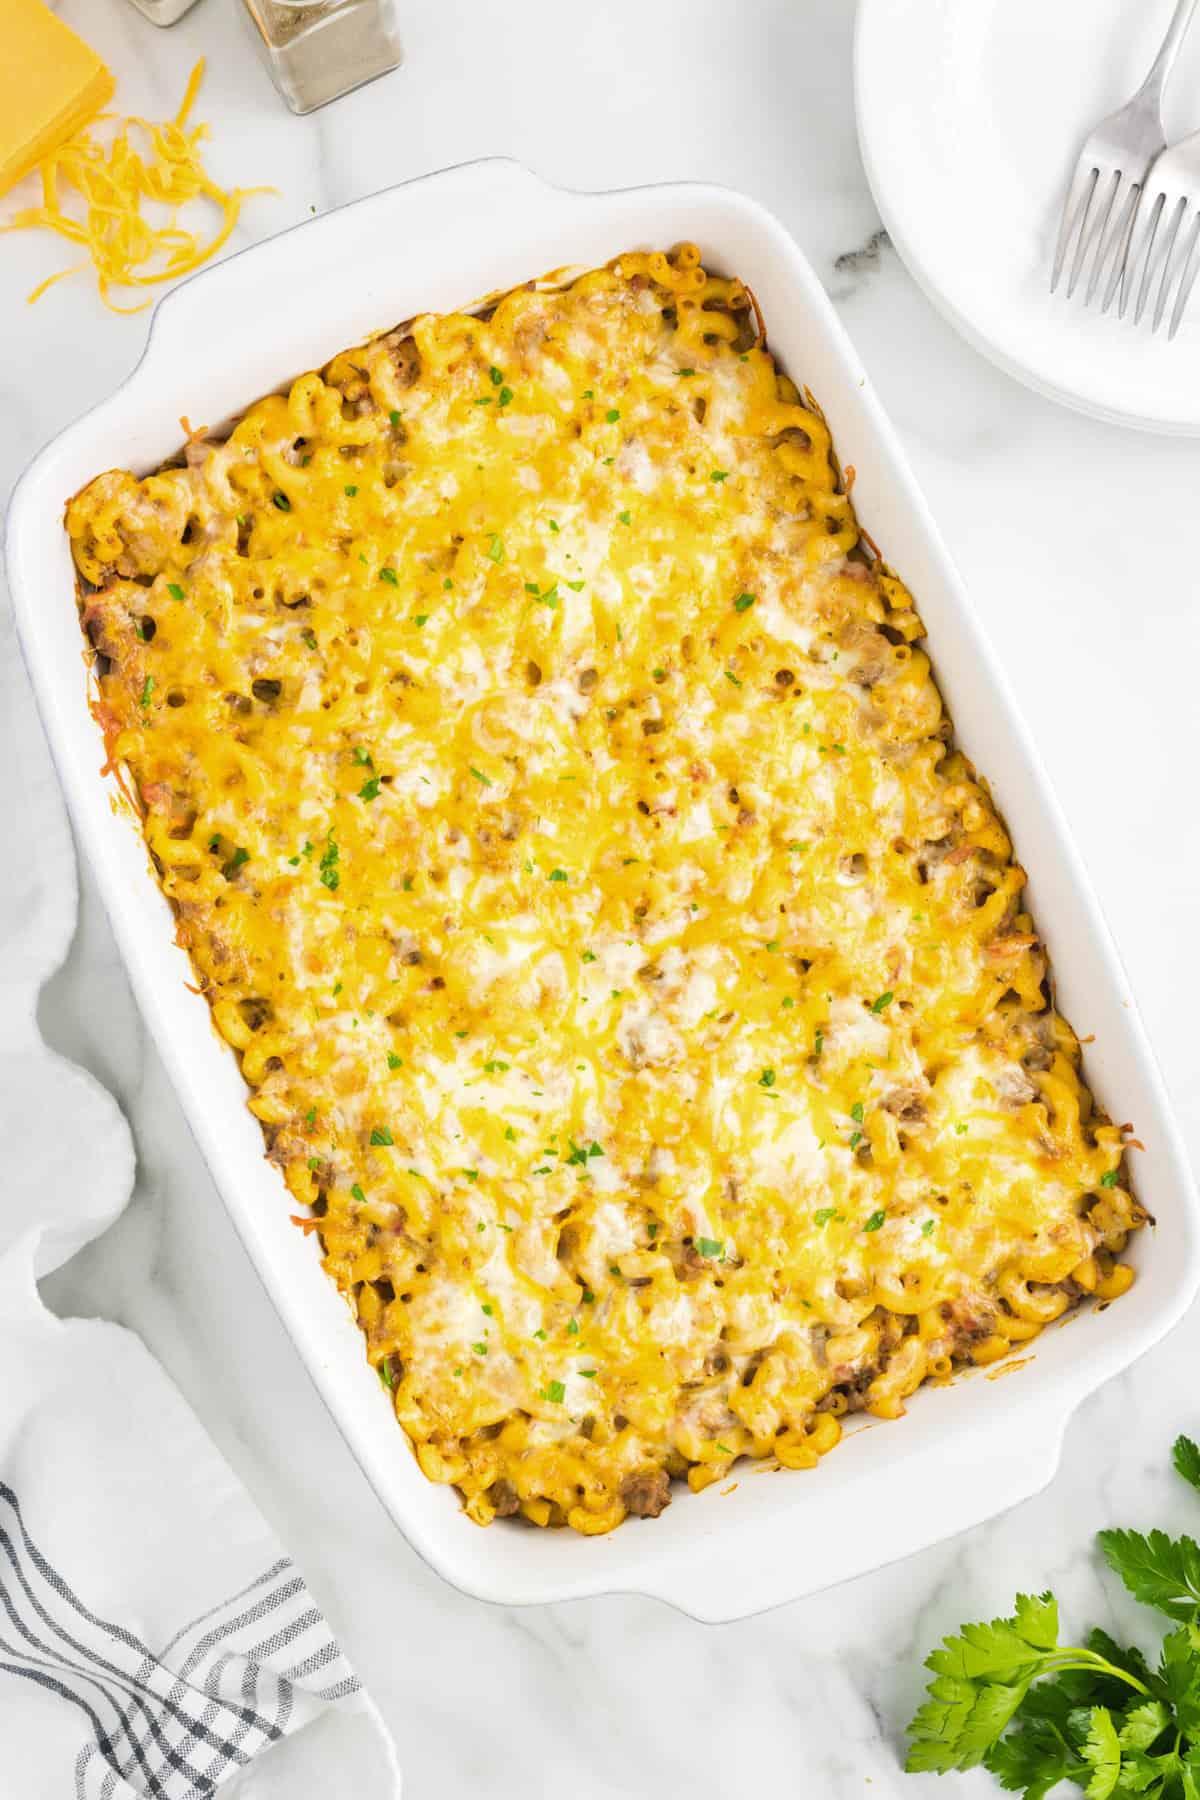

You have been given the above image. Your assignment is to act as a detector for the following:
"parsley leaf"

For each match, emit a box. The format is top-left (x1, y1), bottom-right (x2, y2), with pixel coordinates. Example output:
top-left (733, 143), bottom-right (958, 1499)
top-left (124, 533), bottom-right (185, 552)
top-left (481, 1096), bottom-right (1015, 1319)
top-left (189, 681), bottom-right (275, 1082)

top-left (1177, 1437), bottom-right (1200, 1495)
top-left (1098, 1529), bottom-right (1200, 1621)
top-left (1078, 1707), bottom-right (1121, 1799)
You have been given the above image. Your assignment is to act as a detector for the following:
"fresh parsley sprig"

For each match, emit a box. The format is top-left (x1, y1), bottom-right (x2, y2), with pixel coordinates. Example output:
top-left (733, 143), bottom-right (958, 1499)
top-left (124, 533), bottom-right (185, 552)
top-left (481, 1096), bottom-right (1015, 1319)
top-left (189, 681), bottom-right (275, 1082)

top-left (905, 1435), bottom-right (1200, 1799)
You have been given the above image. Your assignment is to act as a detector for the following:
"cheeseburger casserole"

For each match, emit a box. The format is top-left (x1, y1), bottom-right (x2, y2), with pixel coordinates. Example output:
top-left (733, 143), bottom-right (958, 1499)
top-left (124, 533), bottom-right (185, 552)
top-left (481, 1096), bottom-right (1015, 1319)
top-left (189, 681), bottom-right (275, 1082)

top-left (67, 246), bottom-right (1145, 1536)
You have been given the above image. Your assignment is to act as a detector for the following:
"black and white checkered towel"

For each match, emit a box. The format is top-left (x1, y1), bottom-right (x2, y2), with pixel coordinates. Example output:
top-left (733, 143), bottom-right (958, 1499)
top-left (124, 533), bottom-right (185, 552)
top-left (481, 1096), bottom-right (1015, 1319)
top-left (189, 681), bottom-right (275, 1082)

top-left (0, 1479), bottom-right (376, 1799)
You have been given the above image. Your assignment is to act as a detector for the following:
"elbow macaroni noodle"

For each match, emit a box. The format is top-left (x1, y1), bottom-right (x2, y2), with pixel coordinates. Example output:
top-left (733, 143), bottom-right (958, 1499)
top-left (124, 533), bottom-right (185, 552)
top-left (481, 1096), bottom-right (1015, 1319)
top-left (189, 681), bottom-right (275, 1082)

top-left (67, 248), bottom-right (1145, 1534)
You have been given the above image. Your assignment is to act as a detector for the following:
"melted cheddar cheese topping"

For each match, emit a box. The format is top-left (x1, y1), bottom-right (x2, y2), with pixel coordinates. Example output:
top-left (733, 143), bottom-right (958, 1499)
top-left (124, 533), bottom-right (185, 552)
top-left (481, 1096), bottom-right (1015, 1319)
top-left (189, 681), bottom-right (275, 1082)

top-left (67, 248), bottom-right (1144, 1536)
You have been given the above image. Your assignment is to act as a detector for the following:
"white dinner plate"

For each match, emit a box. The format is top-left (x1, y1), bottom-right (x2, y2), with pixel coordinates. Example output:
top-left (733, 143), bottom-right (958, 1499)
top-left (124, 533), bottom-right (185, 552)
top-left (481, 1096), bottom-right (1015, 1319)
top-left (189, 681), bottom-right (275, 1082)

top-left (854, 0), bottom-right (1200, 433)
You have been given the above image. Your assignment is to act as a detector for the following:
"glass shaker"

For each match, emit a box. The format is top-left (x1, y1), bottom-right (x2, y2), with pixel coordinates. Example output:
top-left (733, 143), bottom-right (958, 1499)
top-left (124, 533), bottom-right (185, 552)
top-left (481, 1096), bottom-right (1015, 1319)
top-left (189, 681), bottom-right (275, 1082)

top-left (236, 1), bottom-right (403, 114)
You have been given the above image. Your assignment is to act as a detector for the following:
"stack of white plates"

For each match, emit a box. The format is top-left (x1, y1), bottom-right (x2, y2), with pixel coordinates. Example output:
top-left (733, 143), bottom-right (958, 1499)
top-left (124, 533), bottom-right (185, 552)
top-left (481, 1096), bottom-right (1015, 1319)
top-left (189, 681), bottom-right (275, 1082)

top-left (855, 0), bottom-right (1200, 433)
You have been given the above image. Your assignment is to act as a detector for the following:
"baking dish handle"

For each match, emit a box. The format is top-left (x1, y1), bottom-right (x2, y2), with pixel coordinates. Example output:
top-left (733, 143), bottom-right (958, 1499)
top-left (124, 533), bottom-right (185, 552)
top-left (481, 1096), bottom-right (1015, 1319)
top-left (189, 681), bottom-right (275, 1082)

top-left (636, 1411), bottom-right (1068, 1625)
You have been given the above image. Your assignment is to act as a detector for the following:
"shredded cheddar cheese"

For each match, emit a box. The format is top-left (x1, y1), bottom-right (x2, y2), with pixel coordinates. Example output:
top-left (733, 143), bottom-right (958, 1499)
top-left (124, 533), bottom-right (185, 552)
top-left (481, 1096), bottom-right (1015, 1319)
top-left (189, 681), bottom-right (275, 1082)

top-left (66, 249), bottom-right (1145, 1536)
top-left (2, 60), bottom-right (272, 312)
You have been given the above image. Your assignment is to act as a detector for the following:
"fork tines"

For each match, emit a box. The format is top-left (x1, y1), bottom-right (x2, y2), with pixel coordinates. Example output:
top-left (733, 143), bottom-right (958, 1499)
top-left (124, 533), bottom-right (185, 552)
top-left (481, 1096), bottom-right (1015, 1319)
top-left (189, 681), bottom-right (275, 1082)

top-left (1052, 159), bottom-right (1144, 305)
top-left (1118, 150), bottom-right (1200, 338)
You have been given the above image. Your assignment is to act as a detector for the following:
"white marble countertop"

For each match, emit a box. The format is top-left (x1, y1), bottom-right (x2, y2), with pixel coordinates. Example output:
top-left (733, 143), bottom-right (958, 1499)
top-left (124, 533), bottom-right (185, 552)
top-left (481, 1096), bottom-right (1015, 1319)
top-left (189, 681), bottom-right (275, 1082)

top-left (6, 3), bottom-right (1200, 1795)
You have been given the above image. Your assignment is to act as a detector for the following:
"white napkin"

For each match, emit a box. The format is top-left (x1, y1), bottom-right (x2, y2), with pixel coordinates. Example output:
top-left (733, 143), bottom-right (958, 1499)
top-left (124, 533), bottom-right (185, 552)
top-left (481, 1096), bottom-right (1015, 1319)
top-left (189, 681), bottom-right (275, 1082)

top-left (0, 590), bottom-right (401, 1798)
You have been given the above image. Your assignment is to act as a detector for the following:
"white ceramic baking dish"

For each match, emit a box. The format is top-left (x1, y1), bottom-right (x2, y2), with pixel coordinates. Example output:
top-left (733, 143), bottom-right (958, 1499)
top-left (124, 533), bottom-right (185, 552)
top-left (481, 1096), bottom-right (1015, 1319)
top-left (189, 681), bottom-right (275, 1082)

top-left (8, 160), bottom-right (1198, 1622)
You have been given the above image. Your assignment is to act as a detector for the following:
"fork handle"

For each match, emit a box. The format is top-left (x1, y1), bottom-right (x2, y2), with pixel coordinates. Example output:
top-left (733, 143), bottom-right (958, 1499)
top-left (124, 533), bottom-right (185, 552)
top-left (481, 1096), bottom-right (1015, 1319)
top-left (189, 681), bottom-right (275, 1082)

top-left (1139, 0), bottom-right (1200, 101)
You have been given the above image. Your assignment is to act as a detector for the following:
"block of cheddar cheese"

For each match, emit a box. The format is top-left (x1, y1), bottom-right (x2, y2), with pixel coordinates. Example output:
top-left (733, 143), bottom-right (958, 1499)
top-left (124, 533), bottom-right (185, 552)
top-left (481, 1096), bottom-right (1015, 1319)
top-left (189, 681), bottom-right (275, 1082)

top-left (0, 0), bottom-right (114, 199)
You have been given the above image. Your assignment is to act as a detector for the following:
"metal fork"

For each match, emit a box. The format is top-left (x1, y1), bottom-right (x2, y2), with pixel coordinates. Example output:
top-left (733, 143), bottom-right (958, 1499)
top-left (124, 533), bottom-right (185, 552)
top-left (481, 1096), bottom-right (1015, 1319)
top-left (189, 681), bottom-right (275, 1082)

top-left (1118, 129), bottom-right (1200, 336)
top-left (1051, 0), bottom-right (1199, 306)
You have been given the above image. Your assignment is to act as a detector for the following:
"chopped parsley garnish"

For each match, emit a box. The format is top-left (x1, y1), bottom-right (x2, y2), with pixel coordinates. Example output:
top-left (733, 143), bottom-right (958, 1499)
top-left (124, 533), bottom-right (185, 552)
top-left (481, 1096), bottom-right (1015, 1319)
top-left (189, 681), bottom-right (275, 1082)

top-left (471, 1342), bottom-right (488, 1356)
top-left (606, 408), bottom-right (620, 422)
top-left (581, 949), bottom-right (597, 963)
top-left (344, 485), bottom-right (358, 497)
top-left (1100, 1169), bottom-right (1119, 1188)
top-left (724, 670), bottom-right (742, 687)
top-left (389, 409), bottom-right (401, 426)
top-left (272, 492), bottom-right (291, 511)
top-left (486, 534), bottom-right (504, 563)
top-left (617, 510), bottom-right (631, 525)
top-left (358, 776), bottom-right (381, 801)
top-left (469, 766), bottom-right (492, 787)
top-left (140, 675), bottom-right (154, 707)
top-left (387, 1052), bottom-right (402, 1070)
top-left (379, 567), bottom-right (399, 586)
top-left (481, 1303), bottom-right (493, 1316)
top-left (350, 1183), bottom-right (366, 1202)
top-left (566, 578), bottom-right (585, 592)
top-left (546, 1379), bottom-right (566, 1404)
top-left (370, 1127), bottom-right (393, 1146)
top-left (379, 1362), bottom-right (395, 1390)
top-left (498, 386), bottom-right (513, 407)
top-left (759, 1068), bottom-right (776, 1088)
top-left (319, 838), bottom-right (340, 891)
top-left (222, 846), bottom-right (249, 878)
top-left (814, 1031), bottom-right (825, 1056)
top-left (489, 366), bottom-right (503, 386)
top-left (548, 868), bottom-right (568, 882)
top-left (814, 1207), bottom-right (840, 1227)
top-left (567, 1318), bottom-right (580, 1335)
top-left (483, 1059), bottom-right (509, 1073)
top-left (167, 582), bottom-right (184, 601)
top-left (851, 1102), bottom-right (864, 1123)
top-left (863, 1210), bottom-right (886, 1232)
top-left (581, 1289), bottom-right (595, 1304)
top-left (733, 592), bottom-right (756, 613)
top-left (921, 1218), bottom-right (936, 1236)
top-left (353, 745), bottom-right (373, 766)
top-left (696, 1237), bottom-right (724, 1259)
top-left (870, 990), bottom-right (895, 1013)
top-left (711, 470), bottom-right (729, 483)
